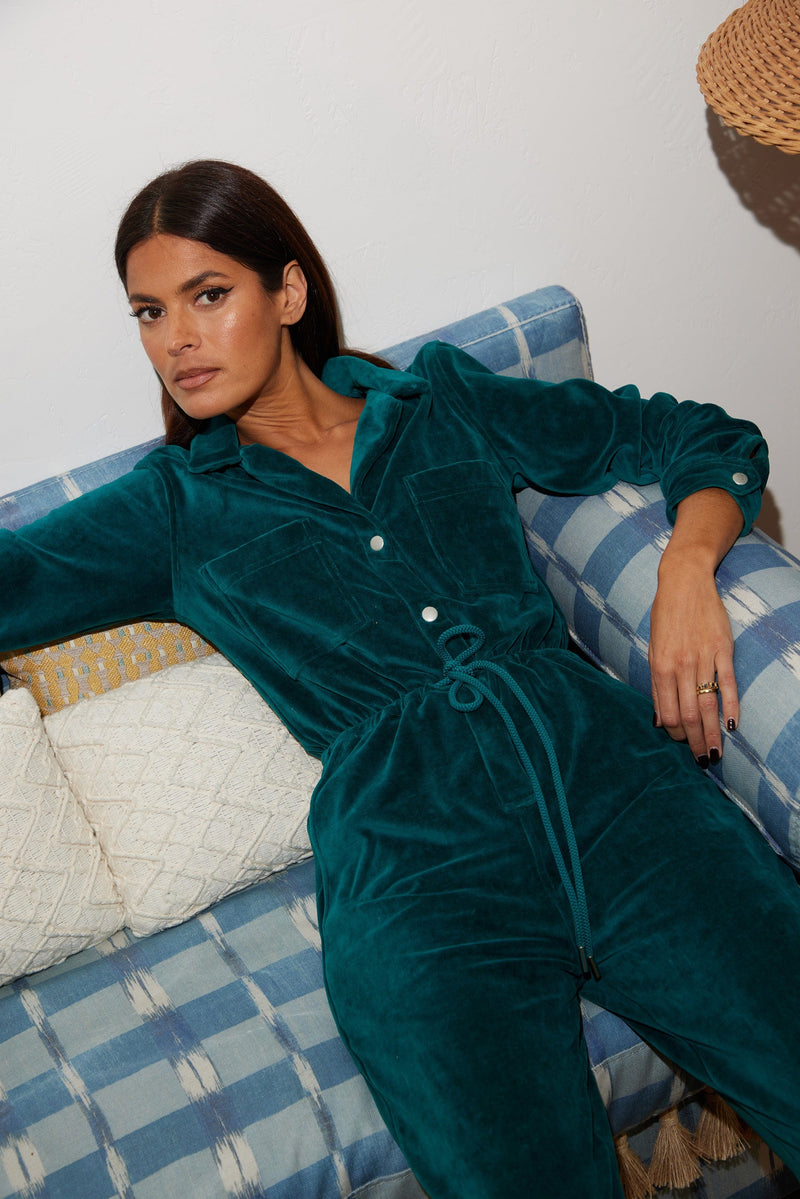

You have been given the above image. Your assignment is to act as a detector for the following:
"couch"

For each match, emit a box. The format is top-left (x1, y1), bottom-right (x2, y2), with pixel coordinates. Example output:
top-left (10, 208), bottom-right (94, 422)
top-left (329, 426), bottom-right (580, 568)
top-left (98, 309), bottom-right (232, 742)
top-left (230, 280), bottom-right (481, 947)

top-left (1, 286), bottom-right (799, 1199)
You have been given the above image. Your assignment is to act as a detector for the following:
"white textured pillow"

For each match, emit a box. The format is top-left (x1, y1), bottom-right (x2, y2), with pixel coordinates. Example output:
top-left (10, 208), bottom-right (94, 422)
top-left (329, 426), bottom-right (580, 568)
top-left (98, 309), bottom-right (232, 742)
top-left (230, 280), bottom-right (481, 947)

top-left (0, 689), bottom-right (124, 984)
top-left (45, 654), bottom-right (320, 936)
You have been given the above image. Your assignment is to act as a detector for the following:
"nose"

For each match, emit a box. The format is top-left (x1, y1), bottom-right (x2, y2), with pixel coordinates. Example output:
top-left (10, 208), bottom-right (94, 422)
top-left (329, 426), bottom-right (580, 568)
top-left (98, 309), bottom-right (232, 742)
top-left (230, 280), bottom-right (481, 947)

top-left (166, 313), bottom-right (199, 356)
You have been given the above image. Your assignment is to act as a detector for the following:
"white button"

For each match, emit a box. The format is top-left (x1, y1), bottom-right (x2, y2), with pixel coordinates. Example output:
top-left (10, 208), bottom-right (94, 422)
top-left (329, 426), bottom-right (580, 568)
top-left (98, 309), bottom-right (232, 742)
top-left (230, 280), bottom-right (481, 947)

top-left (421, 606), bottom-right (439, 623)
top-left (732, 472), bottom-right (749, 486)
top-left (369, 535), bottom-right (385, 551)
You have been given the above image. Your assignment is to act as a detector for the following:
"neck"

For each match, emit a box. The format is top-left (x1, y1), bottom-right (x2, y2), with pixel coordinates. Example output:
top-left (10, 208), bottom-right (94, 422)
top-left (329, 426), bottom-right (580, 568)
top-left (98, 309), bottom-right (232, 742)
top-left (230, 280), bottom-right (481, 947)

top-left (233, 342), bottom-right (356, 449)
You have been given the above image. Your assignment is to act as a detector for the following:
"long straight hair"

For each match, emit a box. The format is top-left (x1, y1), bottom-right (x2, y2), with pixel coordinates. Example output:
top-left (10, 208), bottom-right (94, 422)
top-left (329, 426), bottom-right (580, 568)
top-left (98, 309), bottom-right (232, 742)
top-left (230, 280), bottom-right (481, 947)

top-left (115, 160), bottom-right (388, 447)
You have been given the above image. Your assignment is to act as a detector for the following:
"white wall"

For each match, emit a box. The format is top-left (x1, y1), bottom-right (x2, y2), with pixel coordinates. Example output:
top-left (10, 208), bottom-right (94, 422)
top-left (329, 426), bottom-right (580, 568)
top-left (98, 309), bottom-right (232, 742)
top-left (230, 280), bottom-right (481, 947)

top-left (3, 0), bottom-right (800, 550)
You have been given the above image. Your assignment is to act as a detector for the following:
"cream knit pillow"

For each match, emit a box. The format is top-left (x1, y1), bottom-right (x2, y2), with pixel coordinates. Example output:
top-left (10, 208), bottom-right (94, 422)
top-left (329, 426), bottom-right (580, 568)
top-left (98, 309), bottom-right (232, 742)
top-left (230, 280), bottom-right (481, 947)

top-left (45, 654), bottom-right (320, 936)
top-left (0, 689), bottom-right (124, 985)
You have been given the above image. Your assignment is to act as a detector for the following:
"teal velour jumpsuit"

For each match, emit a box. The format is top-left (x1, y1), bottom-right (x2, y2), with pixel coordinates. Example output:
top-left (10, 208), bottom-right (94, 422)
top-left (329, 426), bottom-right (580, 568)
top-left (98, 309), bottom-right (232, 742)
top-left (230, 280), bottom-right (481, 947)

top-left (2, 343), bottom-right (799, 1198)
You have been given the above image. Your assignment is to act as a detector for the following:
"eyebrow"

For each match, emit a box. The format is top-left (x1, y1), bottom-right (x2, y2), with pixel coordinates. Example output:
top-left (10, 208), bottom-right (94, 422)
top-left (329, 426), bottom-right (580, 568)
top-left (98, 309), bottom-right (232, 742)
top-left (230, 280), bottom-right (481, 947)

top-left (127, 271), bottom-right (232, 305)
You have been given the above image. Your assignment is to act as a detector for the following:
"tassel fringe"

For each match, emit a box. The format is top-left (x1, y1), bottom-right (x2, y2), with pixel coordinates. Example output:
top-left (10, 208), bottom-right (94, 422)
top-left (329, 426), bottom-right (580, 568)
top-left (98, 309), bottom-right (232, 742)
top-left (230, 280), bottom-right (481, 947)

top-left (648, 1107), bottom-right (703, 1190)
top-left (614, 1134), bottom-right (654, 1199)
top-left (616, 1090), bottom-right (757, 1199)
top-left (693, 1088), bottom-right (749, 1163)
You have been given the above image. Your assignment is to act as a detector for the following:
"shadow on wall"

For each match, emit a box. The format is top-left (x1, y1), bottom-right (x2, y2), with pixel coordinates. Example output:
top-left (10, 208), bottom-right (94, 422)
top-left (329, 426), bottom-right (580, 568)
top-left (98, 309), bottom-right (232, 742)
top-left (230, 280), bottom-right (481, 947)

top-left (706, 110), bottom-right (800, 547)
top-left (707, 109), bottom-right (800, 252)
top-left (757, 489), bottom-right (783, 548)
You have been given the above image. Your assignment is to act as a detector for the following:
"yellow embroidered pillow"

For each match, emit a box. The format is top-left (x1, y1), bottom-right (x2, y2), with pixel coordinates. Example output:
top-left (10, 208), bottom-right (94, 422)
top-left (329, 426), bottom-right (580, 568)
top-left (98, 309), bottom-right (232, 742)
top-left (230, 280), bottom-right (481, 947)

top-left (1, 622), bottom-right (216, 714)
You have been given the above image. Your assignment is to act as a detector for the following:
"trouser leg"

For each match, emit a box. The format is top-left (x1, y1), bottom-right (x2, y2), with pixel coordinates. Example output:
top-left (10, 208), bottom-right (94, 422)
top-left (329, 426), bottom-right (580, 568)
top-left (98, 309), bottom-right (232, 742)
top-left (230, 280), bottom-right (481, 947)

top-left (499, 648), bottom-right (800, 1170)
top-left (322, 882), bottom-right (623, 1199)
top-left (321, 774), bottom-right (800, 1199)
top-left (312, 660), bottom-right (800, 1196)
top-left (578, 763), bottom-right (800, 1175)
top-left (313, 687), bottom-right (626, 1199)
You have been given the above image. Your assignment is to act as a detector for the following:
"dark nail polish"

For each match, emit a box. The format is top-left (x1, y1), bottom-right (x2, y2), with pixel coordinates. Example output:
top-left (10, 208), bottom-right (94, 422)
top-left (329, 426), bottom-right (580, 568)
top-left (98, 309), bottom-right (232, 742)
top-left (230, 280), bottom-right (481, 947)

top-left (709, 747), bottom-right (720, 766)
top-left (726, 718), bottom-right (737, 733)
top-left (696, 754), bottom-right (710, 770)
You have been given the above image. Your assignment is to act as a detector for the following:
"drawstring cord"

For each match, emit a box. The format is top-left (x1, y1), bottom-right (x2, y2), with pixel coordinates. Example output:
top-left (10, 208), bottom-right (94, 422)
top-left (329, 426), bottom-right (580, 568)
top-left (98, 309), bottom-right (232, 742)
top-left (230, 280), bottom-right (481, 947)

top-left (434, 624), bottom-right (601, 981)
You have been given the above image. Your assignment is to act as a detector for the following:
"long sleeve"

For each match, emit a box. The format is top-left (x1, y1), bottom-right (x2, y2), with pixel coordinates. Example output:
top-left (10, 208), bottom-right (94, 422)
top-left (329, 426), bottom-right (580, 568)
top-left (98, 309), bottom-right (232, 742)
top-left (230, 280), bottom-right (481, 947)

top-left (0, 463), bottom-right (175, 654)
top-left (411, 342), bottom-right (769, 532)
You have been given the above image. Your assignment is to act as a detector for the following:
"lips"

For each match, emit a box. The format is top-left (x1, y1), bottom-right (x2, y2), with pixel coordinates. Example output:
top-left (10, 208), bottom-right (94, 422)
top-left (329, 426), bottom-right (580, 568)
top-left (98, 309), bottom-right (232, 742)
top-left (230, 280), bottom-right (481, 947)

top-left (173, 368), bottom-right (220, 390)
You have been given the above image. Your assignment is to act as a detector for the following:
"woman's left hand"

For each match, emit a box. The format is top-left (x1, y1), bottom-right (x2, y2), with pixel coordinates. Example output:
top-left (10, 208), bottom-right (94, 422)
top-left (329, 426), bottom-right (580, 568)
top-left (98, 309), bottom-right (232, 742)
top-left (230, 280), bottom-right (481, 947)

top-left (649, 555), bottom-right (736, 764)
top-left (648, 488), bottom-right (745, 766)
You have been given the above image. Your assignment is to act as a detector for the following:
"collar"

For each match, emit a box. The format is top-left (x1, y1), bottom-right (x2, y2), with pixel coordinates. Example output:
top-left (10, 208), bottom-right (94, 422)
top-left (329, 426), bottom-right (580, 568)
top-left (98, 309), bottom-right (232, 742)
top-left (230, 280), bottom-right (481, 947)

top-left (186, 355), bottom-right (429, 475)
top-left (187, 416), bottom-right (242, 474)
top-left (321, 354), bottom-right (429, 400)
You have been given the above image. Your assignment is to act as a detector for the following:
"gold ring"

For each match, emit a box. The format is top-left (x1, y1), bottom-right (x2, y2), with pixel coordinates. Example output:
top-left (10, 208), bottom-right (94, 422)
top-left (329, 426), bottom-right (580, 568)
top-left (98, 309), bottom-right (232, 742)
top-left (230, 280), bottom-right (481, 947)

top-left (696, 681), bottom-right (720, 695)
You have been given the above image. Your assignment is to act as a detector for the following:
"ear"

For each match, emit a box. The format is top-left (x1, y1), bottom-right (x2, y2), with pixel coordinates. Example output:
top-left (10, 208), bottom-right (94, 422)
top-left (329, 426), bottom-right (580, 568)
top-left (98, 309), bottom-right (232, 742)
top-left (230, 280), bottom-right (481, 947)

top-left (280, 261), bottom-right (308, 326)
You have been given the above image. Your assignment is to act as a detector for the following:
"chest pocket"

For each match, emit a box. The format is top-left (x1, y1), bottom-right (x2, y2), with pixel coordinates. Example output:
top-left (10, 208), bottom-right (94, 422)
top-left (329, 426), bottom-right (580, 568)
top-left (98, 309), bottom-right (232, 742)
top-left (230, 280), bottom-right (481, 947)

top-left (200, 520), bottom-right (367, 679)
top-left (404, 460), bottom-right (535, 597)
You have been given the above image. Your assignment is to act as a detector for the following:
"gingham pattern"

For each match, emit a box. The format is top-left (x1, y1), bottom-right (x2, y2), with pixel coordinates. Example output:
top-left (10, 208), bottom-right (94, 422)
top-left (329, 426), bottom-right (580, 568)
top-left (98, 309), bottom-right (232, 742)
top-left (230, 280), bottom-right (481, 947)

top-left (0, 861), bottom-right (413, 1199)
top-left (2, 287), bottom-right (797, 1198)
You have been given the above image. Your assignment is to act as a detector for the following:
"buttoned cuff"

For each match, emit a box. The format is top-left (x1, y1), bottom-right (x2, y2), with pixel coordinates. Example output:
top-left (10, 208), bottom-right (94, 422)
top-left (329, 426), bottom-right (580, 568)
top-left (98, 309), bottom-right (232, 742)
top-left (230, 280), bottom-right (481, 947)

top-left (662, 457), bottom-right (766, 534)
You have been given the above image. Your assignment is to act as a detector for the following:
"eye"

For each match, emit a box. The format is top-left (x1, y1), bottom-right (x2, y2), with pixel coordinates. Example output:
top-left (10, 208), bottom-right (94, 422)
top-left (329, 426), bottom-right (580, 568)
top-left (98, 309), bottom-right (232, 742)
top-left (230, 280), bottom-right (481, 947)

top-left (197, 286), bottom-right (232, 306)
top-left (131, 305), bottom-right (164, 324)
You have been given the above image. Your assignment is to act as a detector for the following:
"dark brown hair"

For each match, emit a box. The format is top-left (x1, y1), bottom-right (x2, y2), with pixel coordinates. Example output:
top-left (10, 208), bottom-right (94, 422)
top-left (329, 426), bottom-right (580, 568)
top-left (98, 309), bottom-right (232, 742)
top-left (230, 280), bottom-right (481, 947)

top-left (115, 159), bottom-right (388, 447)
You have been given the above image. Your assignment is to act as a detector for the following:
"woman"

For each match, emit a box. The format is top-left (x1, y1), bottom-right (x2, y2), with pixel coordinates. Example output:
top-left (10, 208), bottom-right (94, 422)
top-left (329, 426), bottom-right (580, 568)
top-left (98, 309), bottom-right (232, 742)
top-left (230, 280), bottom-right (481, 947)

top-left (2, 159), bottom-right (799, 1198)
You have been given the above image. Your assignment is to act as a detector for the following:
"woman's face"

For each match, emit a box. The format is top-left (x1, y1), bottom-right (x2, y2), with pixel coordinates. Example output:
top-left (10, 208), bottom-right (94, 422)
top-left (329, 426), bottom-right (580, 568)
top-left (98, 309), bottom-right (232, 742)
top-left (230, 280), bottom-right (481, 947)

top-left (125, 234), bottom-right (303, 422)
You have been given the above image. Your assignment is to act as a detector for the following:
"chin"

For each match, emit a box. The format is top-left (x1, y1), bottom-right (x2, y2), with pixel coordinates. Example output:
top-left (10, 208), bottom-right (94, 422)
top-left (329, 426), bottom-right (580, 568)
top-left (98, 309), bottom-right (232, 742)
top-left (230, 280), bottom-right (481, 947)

top-left (171, 395), bottom-right (230, 422)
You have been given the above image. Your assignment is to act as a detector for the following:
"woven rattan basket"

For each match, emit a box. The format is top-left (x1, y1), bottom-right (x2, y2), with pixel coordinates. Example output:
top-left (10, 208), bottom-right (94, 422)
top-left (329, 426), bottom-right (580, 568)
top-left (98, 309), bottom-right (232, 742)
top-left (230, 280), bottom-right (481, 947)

top-left (697, 0), bottom-right (800, 153)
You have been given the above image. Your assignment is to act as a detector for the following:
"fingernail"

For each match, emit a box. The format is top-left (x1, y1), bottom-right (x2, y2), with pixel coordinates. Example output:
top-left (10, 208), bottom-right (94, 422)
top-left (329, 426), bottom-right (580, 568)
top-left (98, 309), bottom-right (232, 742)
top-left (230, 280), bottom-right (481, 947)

top-left (652, 713), bottom-right (659, 727)
top-left (726, 718), bottom-right (737, 732)
top-left (709, 747), bottom-right (720, 766)
top-left (696, 754), bottom-right (710, 770)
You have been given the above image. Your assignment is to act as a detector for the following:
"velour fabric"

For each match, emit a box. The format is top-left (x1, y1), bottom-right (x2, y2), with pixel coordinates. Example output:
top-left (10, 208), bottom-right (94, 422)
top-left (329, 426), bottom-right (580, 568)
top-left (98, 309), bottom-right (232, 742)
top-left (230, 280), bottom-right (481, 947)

top-left (311, 647), bottom-right (800, 1198)
top-left (0, 343), bottom-right (767, 760)
top-left (1, 341), bottom-right (792, 1197)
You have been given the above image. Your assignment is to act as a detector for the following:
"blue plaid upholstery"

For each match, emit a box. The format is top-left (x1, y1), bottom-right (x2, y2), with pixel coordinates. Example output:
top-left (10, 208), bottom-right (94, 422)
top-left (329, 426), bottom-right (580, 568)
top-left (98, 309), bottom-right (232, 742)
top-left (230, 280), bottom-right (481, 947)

top-left (2, 287), bottom-right (798, 1198)
top-left (0, 862), bottom-right (413, 1199)
top-left (517, 483), bottom-right (800, 872)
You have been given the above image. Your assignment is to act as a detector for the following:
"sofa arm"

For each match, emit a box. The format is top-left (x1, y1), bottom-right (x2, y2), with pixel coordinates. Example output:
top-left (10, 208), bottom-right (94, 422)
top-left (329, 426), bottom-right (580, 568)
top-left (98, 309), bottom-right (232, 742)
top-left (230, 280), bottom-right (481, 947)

top-left (517, 481), bottom-right (800, 870)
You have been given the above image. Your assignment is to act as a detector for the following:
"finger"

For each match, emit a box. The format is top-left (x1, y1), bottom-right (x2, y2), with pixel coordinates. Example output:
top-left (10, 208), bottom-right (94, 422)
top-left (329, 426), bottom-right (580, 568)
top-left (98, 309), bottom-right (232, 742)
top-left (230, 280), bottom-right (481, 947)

top-left (695, 676), bottom-right (722, 765)
top-left (650, 663), bottom-right (677, 737)
top-left (715, 650), bottom-right (739, 735)
top-left (653, 657), bottom-right (698, 746)
top-left (676, 669), bottom-right (708, 762)
top-left (650, 670), bottom-right (661, 728)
